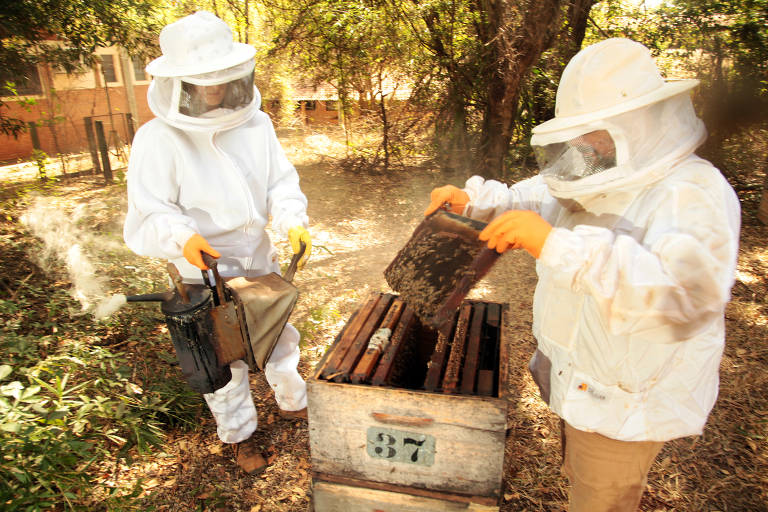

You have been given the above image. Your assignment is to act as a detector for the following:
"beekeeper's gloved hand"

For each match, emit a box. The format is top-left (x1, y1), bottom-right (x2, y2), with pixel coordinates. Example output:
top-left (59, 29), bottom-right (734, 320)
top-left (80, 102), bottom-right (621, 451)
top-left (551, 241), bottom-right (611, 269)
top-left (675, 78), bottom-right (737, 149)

top-left (424, 185), bottom-right (470, 216)
top-left (288, 226), bottom-right (312, 268)
top-left (479, 210), bottom-right (552, 259)
top-left (183, 233), bottom-right (221, 270)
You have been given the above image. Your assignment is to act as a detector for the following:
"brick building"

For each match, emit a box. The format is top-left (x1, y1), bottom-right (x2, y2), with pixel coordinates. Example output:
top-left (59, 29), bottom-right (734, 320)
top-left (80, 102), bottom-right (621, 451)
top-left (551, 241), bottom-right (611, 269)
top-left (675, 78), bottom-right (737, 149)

top-left (1, 45), bottom-right (410, 164)
top-left (0, 45), bottom-right (152, 164)
top-left (291, 81), bottom-right (340, 125)
top-left (0, 50), bottom-right (343, 164)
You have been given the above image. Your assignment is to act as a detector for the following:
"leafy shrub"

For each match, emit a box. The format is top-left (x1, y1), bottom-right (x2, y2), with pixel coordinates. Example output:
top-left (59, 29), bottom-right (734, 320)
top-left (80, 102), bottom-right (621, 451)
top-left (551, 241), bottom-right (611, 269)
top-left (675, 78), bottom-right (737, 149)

top-left (0, 292), bottom-right (202, 510)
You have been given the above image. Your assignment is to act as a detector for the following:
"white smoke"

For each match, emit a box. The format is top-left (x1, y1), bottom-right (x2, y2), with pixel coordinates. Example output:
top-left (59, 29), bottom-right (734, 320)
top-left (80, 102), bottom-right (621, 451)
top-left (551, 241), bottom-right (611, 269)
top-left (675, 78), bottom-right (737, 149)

top-left (20, 196), bottom-right (127, 320)
top-left (94, 293), bottom-right (127, 319)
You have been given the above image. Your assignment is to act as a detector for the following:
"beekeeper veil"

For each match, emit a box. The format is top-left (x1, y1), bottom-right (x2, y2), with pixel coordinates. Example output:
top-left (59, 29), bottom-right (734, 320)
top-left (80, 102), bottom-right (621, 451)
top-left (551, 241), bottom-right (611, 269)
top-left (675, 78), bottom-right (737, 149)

top-left (531, 38), bottom-right (706, 199)
top-left (145, 11), bottom-right (261, 131)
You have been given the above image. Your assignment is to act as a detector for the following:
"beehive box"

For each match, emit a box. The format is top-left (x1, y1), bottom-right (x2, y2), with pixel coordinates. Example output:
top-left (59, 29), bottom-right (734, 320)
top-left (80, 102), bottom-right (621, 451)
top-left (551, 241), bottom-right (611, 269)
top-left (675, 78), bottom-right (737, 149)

top-left (307, 293), bottom-right (510, 509)
top-left (310, 477), bottom-right (500, 511)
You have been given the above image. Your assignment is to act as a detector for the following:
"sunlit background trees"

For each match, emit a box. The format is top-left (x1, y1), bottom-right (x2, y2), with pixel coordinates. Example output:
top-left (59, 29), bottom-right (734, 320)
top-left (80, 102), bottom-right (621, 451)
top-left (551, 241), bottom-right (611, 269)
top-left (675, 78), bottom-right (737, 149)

top-left (2, 0), bottom-right (766, 182)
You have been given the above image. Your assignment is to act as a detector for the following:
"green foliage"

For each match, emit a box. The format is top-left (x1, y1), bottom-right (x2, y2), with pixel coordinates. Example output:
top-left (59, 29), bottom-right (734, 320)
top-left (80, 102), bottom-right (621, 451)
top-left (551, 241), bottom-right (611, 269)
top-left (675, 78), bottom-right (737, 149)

top-left (263, 0), bottom-right (566, 177)
top-left (262, 0), bottom-right (429, 167)
top-left (31, 149), bottom-right (49, 181)
top-left (0, 241), bottom-right (203, 510)
top-left (587, 0), bottom-right (768, 179)
top-left (0, 0), bottom-right (161, 136)
top-left (589, 0), bottom-right (767, 86)
top-left (0, 316), bottom-right (201, 509)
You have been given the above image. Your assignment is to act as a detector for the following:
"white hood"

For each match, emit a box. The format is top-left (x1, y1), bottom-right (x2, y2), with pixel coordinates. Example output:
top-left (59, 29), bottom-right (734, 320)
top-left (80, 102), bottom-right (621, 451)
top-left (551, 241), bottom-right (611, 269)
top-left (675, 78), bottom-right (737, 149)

top-left (144, 11), bottom-right (261, 133)
top-left (529, 38), bottom-right (705, 200)
top-left (147, 68), bottom-right (262, 133)
top-left (533, 93), bottom-right (706, 200)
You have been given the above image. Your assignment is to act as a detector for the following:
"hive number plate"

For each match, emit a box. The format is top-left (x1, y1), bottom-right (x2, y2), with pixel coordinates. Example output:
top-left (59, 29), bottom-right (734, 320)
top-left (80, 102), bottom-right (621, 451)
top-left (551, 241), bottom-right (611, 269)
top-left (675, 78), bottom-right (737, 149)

top-left (366, 427), bottom-right (436, 466)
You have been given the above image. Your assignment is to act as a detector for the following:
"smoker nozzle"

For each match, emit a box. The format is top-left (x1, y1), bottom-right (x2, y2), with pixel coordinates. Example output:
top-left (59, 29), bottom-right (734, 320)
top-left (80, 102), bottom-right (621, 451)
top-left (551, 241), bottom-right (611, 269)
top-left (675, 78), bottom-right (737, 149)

top-left (125, 291), bottom-right (174, 303)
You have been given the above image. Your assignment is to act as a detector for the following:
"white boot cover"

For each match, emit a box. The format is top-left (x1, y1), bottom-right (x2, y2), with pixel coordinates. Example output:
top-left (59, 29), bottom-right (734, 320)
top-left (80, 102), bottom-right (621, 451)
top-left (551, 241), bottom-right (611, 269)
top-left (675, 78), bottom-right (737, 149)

top-left (265, 324), bottom-right (307, 412)
top-left (203, 360), bottom-right (258, 443)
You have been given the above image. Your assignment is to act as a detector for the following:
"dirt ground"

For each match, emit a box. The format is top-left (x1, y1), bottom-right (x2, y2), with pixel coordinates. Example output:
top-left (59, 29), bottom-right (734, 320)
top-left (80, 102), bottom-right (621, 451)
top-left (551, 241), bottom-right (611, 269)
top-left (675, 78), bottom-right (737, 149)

top-left (4, 128), bottom-right (767, 511)
top-left (128, 133), bottom-right (548, 511)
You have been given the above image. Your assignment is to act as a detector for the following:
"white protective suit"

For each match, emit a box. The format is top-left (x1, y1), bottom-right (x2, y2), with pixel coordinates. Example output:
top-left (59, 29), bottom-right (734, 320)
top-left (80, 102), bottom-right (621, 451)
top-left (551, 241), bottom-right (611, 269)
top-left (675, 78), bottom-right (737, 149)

top-left (460, 39), bottom-right (741, 442)
top-left (123, 11), bottom-right (308, 443)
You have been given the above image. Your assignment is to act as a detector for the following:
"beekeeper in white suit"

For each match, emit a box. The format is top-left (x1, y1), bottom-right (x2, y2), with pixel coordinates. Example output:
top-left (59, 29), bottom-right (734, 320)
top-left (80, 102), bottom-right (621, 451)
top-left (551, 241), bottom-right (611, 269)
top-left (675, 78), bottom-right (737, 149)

top-left (124, 11), bottom-right (311, 474)
top-left (426, 38), bottom-right (740, 511)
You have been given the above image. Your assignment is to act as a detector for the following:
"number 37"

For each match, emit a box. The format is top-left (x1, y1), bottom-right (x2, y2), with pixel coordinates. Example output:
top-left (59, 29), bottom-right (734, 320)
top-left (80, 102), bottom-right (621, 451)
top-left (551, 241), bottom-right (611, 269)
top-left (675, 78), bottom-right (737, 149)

top-left (366, 427), bottom-right (436, 466)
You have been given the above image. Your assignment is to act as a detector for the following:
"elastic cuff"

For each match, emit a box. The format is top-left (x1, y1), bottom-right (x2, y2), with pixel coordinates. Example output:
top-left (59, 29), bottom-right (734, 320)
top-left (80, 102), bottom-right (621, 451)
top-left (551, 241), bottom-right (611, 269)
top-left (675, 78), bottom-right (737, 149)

top-left (279, 216), bottom-right (308, 236)
top-left (538, 227), bottom-right (566, 266)
top-left (171, 226), bottom-right (198, 251)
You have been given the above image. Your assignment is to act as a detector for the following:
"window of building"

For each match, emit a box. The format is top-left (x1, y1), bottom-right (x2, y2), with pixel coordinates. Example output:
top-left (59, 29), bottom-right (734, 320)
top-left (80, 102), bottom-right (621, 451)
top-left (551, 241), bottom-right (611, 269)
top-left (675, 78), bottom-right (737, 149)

top-left (324, 100), bottom-right (338, 111)
top-left (304, 100), bottom-right (316, 111)
top-left (100, 54), bottom-right (118, 83)
top-left (0, 64), bottom-right (43, 96)
top-left (132, 57), bottom-right (147, 81)
top-left (53, 55), bottom-right (88, 76)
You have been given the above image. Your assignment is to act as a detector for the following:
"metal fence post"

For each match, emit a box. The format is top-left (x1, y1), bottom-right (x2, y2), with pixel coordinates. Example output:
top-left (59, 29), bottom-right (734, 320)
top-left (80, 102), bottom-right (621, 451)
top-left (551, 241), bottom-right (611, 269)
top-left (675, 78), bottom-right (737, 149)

top-left (126, 113), bottom-right (135, 142)
top-left (94, 120), bottom-right (113, 183)
top-left (28, 121), bottom-right (40, 150)
top-left (83, 117), bottom-right (102, 175)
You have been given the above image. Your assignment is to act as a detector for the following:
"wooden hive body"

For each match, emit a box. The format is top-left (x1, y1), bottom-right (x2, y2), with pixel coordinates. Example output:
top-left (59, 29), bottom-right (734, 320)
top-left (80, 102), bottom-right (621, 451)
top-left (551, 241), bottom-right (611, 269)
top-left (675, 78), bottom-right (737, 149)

top-left (308, 293), bottom-right (511, 510)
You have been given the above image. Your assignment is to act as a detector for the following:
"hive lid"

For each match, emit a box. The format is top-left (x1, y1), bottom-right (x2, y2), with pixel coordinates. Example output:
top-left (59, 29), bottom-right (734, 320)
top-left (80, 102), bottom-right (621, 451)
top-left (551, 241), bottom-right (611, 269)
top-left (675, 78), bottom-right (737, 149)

top-left (384, 211), bottom-right (500, 332)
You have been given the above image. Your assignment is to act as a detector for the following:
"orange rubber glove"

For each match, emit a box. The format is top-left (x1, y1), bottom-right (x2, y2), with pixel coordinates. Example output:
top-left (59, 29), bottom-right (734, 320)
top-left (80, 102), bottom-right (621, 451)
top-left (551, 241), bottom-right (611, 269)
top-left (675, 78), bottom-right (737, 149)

top-left (479, 210), bottom-right (552, 258)
top-left (182, 233), bottom-right (221, 270)
top-left (288, 226), bottom-right (312, 268)
top-left (424, 185), bottom-right (470, 216)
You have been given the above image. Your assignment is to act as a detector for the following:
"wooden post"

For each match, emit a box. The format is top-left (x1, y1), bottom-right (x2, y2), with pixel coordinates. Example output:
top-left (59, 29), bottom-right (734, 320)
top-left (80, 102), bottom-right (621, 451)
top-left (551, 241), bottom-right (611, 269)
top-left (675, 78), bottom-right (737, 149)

top-left (442, 303), bottom-right (472, 394)
top-left (370, 305), bottom-right (417, 387)
top-left (319, 293), bottom-right (382, 379)
top-left (758, 183), bottom-right (768, 226)
top-left (27, 121), bottom-right (40, 149)
top-left (94, 120), bottom-right (113, 183)
top-left (460, 303), bottom-right (486, 395)
top-left (119, 47), bottom-right (140, 136)
top-left (126, 113), bottom-right (135, 142)
top-left (477, 303), bottom-right (501, 396)
top-left (423, 327), bottom-right (452, 392)
top-left (350, 298), bottom-right (405, 384)
top-left (83, 117), bottom-right (101, 174)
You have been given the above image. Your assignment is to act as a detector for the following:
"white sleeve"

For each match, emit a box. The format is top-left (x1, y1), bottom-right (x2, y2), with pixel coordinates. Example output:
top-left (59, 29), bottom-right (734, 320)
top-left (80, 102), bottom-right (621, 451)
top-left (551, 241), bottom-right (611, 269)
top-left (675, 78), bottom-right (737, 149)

top-left (123, 128), bottom-right (198, 259)
top-left (264, 118), bottom-right (309, 235)
top-left (463, 174), bottom-right (558, 223)
top-left (538, 174), bottom-right (740, 337)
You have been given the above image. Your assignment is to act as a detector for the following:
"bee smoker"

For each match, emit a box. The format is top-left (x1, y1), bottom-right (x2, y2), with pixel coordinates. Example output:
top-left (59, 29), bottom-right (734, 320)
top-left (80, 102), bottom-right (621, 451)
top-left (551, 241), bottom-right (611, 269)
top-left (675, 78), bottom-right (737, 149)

top-left (125, 244), bottom-right (306, 395)
top-left (126, 261), bottom-right (245, 394)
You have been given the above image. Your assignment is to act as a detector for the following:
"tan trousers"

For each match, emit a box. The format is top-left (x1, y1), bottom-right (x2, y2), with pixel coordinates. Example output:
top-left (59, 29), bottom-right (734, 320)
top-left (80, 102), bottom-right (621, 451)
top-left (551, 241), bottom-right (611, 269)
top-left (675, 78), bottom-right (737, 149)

top-left (561, 421), bottom-right (664, 512)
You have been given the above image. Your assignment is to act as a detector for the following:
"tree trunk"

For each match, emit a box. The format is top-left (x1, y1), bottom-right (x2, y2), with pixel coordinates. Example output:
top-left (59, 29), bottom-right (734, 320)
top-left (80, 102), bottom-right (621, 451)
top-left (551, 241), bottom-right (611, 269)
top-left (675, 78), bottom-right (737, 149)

top-left (418, 6), bottom-right (473, 170)
top-left (377, 71), bottom-right (390, 171)
top-left (436, 84), bottom-right (471, 172)
top-left (477, 0), bottom-right (563, 178)
top-left (563, 0), bottom-right (598, 61)
top-left (529, 0), bottom-right (597, 127)
top-left (758, 172), bottom-right (768, 225)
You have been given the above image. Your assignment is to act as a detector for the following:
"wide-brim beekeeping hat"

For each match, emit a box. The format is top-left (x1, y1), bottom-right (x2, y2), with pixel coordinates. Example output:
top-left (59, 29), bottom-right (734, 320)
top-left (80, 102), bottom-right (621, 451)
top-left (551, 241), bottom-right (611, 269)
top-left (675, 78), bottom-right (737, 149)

top-left (533, 38), bottom-right (699, 136)
top-left (146, 11), bottom-right (255, 78)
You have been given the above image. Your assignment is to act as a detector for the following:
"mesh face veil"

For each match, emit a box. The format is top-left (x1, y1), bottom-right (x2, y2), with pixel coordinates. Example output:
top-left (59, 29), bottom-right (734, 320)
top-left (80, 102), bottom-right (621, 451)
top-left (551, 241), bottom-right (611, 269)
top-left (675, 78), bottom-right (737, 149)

top-left (148, 59), bottom-right (259, 130)
top-left (178, 61), bottom-right (255, 117)
top-left (534, 130), bottom-right (618, 182)
top-left (530, 94), bottom-right (707, 198)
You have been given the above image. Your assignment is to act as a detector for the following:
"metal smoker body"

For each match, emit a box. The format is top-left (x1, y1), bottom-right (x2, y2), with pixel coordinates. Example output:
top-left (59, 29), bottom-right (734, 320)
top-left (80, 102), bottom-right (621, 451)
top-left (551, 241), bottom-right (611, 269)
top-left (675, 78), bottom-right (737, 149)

top-left (126, 243), bottom-right (305, 394)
